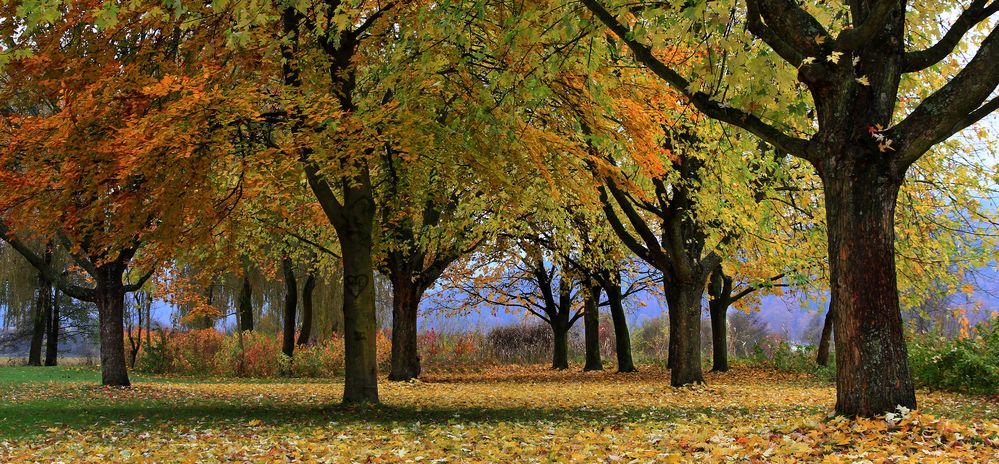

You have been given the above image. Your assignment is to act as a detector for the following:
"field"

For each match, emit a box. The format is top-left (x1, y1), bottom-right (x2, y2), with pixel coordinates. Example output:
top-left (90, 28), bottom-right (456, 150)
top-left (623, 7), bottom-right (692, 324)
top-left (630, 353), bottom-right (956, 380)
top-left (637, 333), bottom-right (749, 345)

top-left (1, 366), bottom-right (997, 463)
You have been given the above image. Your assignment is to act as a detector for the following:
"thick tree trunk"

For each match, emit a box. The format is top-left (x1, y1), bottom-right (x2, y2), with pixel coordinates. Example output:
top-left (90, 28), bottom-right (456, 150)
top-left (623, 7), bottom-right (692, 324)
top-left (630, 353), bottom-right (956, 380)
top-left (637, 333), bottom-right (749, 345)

top-left (551, 321), bottom-right (569, 370)
top-left (238, 273), bottom-right (254, 332)
top-left (388, 277), bottom-right (423, 381)
top-left (665, 282), bottom-right (704, 387)
top-left (708, 299), bottom-right (729, 372)
top-left (582, 283), bottom-right (603, 371)
top-left (340, 232), bottom-right (380, 403)
top-left (816, 300), bottom-right (835, 367)
top-left (604, 277), bottom-right (636, 373)
top-left (94, 261), bottom-right (130, 387)
top-left (44, 287), bottom-right (58, 366)
top-left (822, 158), bottom-right (915, 416)
top-left (298, 272), bottom-right (315, 346)
top-left (281, 257), bottom-right (297, 358)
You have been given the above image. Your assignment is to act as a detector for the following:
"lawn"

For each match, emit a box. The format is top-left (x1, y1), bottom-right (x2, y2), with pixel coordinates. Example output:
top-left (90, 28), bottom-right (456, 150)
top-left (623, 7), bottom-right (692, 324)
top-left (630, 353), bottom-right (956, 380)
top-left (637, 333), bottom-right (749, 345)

top-left (1, 366), bottom-right (997, 462)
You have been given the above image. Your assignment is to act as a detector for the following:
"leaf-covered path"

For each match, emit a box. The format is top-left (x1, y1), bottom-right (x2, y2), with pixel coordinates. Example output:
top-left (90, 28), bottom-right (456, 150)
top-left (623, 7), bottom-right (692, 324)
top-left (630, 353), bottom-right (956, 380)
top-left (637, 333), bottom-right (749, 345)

top-left (1, 366), bottom-right (997, 462)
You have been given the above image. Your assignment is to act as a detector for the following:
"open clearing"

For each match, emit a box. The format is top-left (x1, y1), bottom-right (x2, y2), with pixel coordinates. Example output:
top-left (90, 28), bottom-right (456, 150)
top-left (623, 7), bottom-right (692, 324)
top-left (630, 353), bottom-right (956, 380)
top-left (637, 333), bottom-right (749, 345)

top-left (1, 366), bottom-right (997, 463)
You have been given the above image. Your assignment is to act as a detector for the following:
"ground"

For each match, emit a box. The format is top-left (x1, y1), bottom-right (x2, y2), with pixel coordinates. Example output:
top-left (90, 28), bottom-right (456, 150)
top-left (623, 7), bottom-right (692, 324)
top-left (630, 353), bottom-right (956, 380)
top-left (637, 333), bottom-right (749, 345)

top-left (1, 366), bottom-right (997, 463)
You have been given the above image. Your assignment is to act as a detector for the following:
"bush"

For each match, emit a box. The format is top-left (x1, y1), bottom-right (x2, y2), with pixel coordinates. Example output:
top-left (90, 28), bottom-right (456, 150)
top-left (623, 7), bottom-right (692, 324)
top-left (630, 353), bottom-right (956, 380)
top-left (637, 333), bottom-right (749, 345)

top-left (420, 330), bottom-right (491, 370)
top-left (908, 321), bottom-right (999, 394)
top-left (215, 331), bottom-right (286, 377)
top-left (487, 323), bottom-right (552, 364)
top-left (745, 334), bottom-right (835, 381)
top-left (633, 315), bottom-right (669, 362)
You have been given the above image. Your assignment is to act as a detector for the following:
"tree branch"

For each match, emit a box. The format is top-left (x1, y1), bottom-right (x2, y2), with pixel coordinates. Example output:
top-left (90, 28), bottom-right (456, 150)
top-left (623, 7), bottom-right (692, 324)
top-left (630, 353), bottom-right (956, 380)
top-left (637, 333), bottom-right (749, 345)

top-left (891, 23), bottom-right (999, 167)
top-left (0, 223), bottom-right (96, 302)
top-left (835, 0), bottom-right (898, 51)
top-left (904, 0), bottom-right (999, 72)
top-left (580, 0), bottom-right (813, 161)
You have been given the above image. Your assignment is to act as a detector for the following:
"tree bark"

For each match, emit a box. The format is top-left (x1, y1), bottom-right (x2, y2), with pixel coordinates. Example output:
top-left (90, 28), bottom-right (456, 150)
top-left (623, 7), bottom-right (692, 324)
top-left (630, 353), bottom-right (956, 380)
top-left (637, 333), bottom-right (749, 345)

top-left (708, 300), bottom-right (729, 372)
top-left (238, 272), bottom-right (254, 332)
top-left (603, 275), bottom-right (636, 373)
top-left (281, 257), bottom-right (297, 358)
top-left (94, 260), bottom-right (130, 387)
top-left (816, 300), bottom-right (835, 367)
top-left (582, 283), bottom-right (603, 371)
top-left (27, 272), bottom-right (47, 366)
top-left (28, 249), bottom-right (53, 366)
top-left (340, 228), bottom-right (380, 403)
top-left (298, 271), bottom-right (315, 346)
top-left (666, 301), bottom-right (677, 370)
top-left (44, 287), bottom-right (58, 366)
top-left (707, 267), bottom-right (732, 372)
top-left (551, 321), bottom-right (570, 370)
top-left (388, 276), bottom-right (423, 381)
top-left (666, 282), bottom-right (704, 386)
top-left (821, 156), bottom-right (915, 417)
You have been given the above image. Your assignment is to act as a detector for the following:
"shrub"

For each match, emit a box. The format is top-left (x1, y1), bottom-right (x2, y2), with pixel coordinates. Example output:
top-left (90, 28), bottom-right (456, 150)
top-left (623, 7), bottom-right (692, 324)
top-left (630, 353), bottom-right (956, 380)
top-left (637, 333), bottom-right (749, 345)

top-left (215, 331), bottom-right (286, 377)
top-left (745, 334), bottom-right (835, 381)
top-left (419, 330), bottom-right (491, 370)
top-left (908, 321), bottom-right (999, 394)
top-left (291, 336), bottom-right (345, 378)
top-left (135, 328), bottom-right (171, 374)
top-left (634, 315), bottom-right (669, 362)
top-left (487, 323), bottom-right (552, 364)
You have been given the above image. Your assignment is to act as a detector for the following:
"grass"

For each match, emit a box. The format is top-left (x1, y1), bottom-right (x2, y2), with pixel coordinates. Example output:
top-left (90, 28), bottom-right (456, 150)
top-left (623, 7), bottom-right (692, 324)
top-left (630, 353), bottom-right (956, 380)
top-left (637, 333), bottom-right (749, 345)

top-left (1, 365), bottom-right (997, 462)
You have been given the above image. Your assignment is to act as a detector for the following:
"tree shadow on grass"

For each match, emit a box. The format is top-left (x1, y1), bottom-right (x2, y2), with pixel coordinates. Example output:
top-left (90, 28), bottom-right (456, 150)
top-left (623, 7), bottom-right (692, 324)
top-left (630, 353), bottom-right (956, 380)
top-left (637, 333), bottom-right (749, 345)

top-left (0, 398), bottom-right (826, 440)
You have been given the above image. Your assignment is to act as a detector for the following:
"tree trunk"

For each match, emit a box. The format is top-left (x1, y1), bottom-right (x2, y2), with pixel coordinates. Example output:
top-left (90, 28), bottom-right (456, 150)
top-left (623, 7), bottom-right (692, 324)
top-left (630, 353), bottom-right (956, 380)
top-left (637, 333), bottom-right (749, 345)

top-left (666, 300), bottom-right (677, 370)
top-left (604, 276), bottom-right (635, 373)
top-left (340, 229), bottom-right (380, 403)
top-left (238, 273), bottom-right (254, 332)
top-left (707, 268), bottom-right (732, 372)
top-left (94, 261), bottom-right (130, 387)
top-left (816, 300), bottom-right (835, 367)
top-left (281, 257), bottom-right (297, 358)
top-left (665, 282), bottom-right (704, 386)
top-left (144, 292), bottom-right (151, 348)
top-left (582, 283), bottom-right (603, 371)
top-left (551, 321), bottom-right (569, 370)
top-left (44, 287), bottom-right (58, 366)
top-left (708, 299), bottom-right (729, 372)
top-left (298, 271), bottom-right (316, 346)
top-left (822, 158), bottom-right (915, 417)
top-left (388, 277), bottom-right (423, 381)
top-left (28, 273), bottom-right (47, 366)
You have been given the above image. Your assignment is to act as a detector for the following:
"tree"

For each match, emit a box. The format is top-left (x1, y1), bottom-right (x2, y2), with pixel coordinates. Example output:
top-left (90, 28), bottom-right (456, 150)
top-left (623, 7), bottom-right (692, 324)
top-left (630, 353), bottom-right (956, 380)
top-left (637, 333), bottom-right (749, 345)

top-left (580, 0), bottom-right (999, 416)
top-left (0, 1), bottom-right (252, 386)
top-left (447, 240), bottom-right (584, 369)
